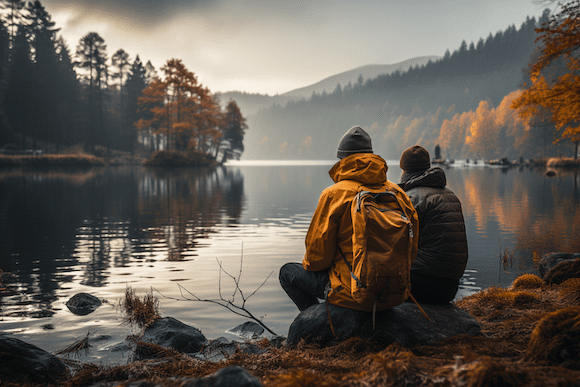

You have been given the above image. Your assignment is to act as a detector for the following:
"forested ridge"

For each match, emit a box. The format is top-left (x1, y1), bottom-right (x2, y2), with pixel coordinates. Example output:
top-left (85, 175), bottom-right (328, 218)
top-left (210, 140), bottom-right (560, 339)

top-left (245, 10), bottom-right (571, 161)
top-left (0, 0), bottom-right (246, 161)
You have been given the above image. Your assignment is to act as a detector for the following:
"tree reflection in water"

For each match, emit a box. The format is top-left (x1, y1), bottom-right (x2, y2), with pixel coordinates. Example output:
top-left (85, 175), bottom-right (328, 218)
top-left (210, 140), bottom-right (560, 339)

top-left (0, 166), bottom-right (244, 317)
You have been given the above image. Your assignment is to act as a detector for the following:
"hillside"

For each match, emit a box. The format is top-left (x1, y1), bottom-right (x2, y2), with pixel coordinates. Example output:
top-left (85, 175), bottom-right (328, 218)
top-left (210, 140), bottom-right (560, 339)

top-left (216, 56), bottom-right (439, 116)
top-left (241, 13), bottom-right (563, 161)
top-left (281, 56), bottom-right (440, 99)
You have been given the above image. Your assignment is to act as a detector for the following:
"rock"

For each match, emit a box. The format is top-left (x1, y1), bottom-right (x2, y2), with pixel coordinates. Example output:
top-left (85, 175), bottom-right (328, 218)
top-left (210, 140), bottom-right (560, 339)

top-left (286, 302), bottom-right (481, 347)
top-left (141, 317), bottom-right (207, 354)
top-left (538, 253), bottom-right (580, 280)
top-left (66, 292), bottom-right (102, 315)
top-left (228, 321), bottom-right (265, 339)
top-left (544, 259), bottom-right (580, 285)
top-left (0, 333), bottom-right (67, 384)
top-left (199, 365), bottom-right (263, 387)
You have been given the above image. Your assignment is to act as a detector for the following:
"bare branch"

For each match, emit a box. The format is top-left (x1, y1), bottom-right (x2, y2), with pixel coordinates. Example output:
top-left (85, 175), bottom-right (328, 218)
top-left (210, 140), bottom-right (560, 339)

top-left (152, 251), bottom-right (278, 336)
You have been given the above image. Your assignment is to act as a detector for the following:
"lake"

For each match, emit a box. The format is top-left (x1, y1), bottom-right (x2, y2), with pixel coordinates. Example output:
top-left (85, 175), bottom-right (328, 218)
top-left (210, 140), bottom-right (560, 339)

top-left (1, 160), bottom-right (579, 363)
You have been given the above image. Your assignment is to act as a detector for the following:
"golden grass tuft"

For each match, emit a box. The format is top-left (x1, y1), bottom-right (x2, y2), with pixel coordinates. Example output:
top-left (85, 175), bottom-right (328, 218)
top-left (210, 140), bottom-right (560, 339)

top-left (460, 286), bottom-right (541, 309)
top-left (559, 278), bottom-right (580, 304)
top-left (511, 274), bottom-right (545, 290)
top-left (527, 306), bottom-right (580, 367)
top-left (455, 357), bottom-right (528, 387)
top-left (119, 287), bottom-right (161, 329)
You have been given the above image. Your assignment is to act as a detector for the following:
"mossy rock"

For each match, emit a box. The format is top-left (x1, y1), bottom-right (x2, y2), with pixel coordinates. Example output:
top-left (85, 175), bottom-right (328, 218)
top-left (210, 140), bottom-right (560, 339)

top-left (544, 259), bottom-right (580, 285)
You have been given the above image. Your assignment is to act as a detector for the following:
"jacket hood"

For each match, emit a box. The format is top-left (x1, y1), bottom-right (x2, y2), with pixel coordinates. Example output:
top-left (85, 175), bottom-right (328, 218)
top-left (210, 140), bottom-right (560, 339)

top-left (329, 153), bottom-right (388, 185)
top-left (400, 167), bottom-right (446, 191)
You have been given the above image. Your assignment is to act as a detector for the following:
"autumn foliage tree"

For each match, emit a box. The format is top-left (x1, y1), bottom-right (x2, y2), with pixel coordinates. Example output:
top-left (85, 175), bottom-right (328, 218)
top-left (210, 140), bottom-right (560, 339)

top-left (511, 1), bottom-right (580, 158)
top-left (136, 59), bottom-right (223, 156)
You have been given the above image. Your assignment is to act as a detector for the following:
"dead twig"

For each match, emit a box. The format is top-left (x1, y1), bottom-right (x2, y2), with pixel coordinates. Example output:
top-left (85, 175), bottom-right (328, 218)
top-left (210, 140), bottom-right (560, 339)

top-left (153, 245), bottom-right (277, 336)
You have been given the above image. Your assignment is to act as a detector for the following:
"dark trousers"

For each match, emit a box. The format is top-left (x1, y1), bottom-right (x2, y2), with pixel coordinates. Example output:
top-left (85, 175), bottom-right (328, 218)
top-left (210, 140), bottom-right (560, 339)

top-left (410, 272), bottom-right (459, 304)
top-left (279, 262), bottom-right (329, 312)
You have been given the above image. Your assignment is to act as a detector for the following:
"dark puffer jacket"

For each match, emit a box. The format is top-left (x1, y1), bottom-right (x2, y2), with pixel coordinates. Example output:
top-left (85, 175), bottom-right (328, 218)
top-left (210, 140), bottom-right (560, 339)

top-left (399, 167), bottom-right (468, 280)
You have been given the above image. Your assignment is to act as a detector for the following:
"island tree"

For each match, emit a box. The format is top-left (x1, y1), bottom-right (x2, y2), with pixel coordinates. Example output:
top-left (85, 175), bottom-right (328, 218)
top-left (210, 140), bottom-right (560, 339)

top-left (136, 58), bottom-right (222, 156)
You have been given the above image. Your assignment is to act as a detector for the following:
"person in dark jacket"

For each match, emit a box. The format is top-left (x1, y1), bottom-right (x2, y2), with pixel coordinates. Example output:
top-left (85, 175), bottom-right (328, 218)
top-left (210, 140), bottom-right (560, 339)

top-left (398, 145), bottom-right (468, 303)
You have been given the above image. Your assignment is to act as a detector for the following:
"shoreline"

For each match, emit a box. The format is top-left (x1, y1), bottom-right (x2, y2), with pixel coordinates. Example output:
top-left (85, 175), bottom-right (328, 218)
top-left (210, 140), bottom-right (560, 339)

top-left (2, 269), bottom-right (580, 386)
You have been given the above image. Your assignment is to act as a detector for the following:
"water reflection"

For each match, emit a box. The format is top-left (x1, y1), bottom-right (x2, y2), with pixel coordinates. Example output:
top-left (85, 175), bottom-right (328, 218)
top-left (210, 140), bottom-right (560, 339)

top-left (0, 166), bottom-right (245, 316)
top-left (0, 163), bottom-right (579, 325)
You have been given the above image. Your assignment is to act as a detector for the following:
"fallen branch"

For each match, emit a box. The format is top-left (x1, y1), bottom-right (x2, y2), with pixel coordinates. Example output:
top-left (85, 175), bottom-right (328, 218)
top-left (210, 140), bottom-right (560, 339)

top-left (153, 246), bottom-right (277, 336)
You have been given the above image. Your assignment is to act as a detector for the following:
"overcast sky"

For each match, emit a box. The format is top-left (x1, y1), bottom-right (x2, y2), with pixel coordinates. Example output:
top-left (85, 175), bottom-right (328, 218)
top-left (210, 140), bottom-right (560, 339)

top-left (41, 0), bottom-right (549, 95)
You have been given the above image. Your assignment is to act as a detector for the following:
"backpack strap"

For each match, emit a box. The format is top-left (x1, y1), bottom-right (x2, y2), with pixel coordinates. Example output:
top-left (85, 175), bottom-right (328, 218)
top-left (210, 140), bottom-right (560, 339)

top-left (337, 245), bottom-right (366, 290)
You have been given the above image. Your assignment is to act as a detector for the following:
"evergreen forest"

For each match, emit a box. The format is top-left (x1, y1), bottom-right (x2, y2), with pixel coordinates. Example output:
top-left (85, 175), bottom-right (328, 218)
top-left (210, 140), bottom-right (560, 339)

top-left (0, 0), bottom-right (246, 161)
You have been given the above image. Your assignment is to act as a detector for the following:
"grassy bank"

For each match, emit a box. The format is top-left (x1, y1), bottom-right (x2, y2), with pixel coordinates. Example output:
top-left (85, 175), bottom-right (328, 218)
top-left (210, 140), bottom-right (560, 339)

top-left (18, 274), bottom-right (573, 386)
top-left (0, 154), bottom-right (105, 167)
top-left (143, 150), bottom-right (217, 167)
top-left (547, 157), bottom-right (580, 169)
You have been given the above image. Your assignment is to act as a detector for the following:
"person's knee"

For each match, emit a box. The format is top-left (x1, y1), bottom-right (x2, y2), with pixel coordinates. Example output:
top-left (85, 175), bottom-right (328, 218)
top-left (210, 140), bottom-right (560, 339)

top-left (279, 262), bottom-right (300, 287)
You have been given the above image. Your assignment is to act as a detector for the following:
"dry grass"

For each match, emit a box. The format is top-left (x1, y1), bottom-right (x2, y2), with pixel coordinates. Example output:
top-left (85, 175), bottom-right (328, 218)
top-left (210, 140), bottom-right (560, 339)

top-left (143, 150), bottom-right (216, 167)
top-left (119, 287), bottom-right (161, 329)
top-left (527, 307), bottom-right (580, 367)
top-left (18, 275), bottom-right (580, 386)
top-left (0, 154), bottom-right (105, 167)
top-left (55, 331), bottom-right (92, 357)
top-left (511, 273), bottom-right (545, 290)
top-left (559, 278), bottom-right (580, 304)
top-left (547, 157), bottom-right (580, 168)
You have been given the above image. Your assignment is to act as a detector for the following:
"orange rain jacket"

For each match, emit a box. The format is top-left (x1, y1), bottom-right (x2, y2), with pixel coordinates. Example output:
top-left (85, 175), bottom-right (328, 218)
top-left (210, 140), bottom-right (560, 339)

top-left (302, 153), bottom-right (419, 311)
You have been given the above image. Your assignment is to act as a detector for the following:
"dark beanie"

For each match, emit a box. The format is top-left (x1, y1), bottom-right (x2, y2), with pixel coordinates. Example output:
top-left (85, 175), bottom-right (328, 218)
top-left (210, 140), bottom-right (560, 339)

top-left (336, 126), bottom-right (373, 159)
top-left (400, 145), bottom-right (430, 172)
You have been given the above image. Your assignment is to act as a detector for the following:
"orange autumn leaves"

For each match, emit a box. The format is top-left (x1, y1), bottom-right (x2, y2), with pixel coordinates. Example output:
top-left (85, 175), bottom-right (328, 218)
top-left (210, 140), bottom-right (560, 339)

top-left (511, 1), bottom-right (580, 146)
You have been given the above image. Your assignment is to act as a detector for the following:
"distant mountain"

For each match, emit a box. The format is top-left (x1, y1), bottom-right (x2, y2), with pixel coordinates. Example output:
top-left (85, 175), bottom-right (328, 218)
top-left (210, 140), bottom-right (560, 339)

top-left (280, 56), bottom-right (441, 99)
top-left (216, 56), bottom-right (440, 116)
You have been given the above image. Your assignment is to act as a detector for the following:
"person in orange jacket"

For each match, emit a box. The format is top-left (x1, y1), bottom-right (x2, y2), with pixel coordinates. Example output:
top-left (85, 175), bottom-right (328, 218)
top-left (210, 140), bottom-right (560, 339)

top-left (279, 126), bottom-right (418, 311)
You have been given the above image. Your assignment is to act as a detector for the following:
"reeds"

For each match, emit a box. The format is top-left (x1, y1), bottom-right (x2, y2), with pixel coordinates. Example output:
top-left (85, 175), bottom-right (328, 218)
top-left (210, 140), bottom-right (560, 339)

top-left (119, 287), bottom-right (161, 329)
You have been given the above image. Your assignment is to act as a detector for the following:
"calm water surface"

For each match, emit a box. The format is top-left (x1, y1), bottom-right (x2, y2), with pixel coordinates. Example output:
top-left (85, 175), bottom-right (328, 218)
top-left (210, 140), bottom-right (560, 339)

top-left (1, 160), bottom-right (579, 363)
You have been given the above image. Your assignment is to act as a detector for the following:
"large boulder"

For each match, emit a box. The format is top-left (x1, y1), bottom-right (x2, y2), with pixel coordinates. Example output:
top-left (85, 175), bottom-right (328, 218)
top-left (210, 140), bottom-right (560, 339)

top-left (141, 317), bottom-right (208, 354)
top-left (66, 292), bottom-right (102, 315)
top-left (538, 253), bottom-right (580, 280)
top-left (0, 333), bottom-right (67, 384)
top-left (287, 301), bottom-right (481, 347)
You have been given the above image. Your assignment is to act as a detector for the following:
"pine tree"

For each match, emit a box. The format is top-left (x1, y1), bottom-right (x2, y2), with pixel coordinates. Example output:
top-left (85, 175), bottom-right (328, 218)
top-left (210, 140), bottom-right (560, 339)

top-left (220, 100), bottom-right (247, 161)
top-left (125, 55), bottom-right (147, 154)
top-left (75, 32), bottom-right (108, 150)
top-left (27, 0), bottom-right (61, 147)
top-left (3, 25), bottom-right (33, 149)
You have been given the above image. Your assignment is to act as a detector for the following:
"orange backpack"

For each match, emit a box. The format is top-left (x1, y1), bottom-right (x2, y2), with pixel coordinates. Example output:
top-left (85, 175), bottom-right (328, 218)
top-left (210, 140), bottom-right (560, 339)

top-left (338, 184), bottom-right (419, 312)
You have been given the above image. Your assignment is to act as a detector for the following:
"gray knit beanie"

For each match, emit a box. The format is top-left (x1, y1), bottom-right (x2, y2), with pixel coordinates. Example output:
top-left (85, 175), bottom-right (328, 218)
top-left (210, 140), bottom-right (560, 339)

top-left (336, 126), bottom-right (373, 159)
